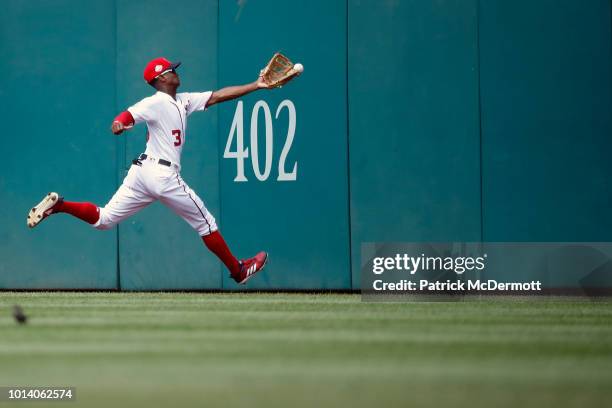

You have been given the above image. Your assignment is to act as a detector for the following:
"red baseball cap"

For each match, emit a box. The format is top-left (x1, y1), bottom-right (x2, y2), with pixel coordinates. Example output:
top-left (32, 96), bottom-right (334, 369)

top-left (143, 57), bottom-right (181, 83)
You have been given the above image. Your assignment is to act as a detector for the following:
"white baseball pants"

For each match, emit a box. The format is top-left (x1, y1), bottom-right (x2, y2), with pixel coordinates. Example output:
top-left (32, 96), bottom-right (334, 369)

top-left (93, 156), bottom-right (217, 236)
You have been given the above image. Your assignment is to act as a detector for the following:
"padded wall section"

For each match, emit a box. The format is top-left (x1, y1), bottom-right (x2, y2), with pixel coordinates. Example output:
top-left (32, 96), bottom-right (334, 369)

top-left (479, 0), bottom-right (612, 241)
top-left (0, 0), bottom-right (118, 288)
top-left (348, 0), bottom-right (482, 285)
top-left (116, 0), bottom-right (221, 289)
top-left (218, 1), bottom-right (351, 289)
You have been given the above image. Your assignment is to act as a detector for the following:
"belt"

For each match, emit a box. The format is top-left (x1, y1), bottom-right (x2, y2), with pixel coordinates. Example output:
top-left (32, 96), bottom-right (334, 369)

top-left (133, 153), bottom-right (172, 167)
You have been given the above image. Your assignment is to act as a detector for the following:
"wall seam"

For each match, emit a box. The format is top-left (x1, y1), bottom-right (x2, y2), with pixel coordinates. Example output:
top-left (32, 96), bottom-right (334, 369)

top-left (345, 0), bottom-right (354, 289)
top-left (113, 0), bottom-right (122, 290)
top-left (217, 0), bottom-right (223, 289)
top-left (476, 0), bottom-right (485, 244)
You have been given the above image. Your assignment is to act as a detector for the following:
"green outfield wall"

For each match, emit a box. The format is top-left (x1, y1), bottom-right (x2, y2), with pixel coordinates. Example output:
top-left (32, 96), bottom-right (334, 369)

top-left (0, 0), bottom-right (610, 290)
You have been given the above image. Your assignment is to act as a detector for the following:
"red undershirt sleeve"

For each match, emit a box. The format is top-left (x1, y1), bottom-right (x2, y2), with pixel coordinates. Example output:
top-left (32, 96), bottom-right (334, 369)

top-left (113, 110), bottom-right (135, 126)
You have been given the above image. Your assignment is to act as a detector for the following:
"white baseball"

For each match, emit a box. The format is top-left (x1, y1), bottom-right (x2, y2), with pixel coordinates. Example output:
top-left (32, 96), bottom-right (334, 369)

top-left (293, 63), bottom-right (304, 73)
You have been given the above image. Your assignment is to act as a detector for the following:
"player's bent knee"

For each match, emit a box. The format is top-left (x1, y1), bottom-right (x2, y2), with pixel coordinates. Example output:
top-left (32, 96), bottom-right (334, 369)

top-left (94, 222), bottom-right (115, 231)
top-left (93, 209), bottom-right (118, 230)
top-left (196, 215), bottom-right (217, 236)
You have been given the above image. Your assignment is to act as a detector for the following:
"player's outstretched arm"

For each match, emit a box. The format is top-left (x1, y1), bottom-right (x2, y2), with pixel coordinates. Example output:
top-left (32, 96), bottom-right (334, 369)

top-left (206, 77), bottom-right (269, 108)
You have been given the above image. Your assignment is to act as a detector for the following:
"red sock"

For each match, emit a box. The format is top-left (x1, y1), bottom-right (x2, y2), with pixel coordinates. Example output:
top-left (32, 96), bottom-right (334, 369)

top-left (202, 231), bottom-right (241, 275)
top-left (54, 200), bottom-right (100, 224)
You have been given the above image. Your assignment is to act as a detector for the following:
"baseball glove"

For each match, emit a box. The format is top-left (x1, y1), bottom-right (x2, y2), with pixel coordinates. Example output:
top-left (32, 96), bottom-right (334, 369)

top-left (259, 53), bottom-right (301, 88)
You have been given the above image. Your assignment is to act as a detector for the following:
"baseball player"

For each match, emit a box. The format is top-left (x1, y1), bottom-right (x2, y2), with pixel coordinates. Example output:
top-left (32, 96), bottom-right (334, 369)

top-left (27, 57), bottom-right (274, 284)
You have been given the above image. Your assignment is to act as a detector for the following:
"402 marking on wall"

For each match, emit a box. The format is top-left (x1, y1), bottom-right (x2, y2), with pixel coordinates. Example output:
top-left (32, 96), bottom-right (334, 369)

top-left (224, 100), bottom-right (297, 182)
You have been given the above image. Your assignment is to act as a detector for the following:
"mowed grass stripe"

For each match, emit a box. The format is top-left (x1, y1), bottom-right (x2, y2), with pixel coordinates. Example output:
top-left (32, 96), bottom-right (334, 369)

top-left (0, 292), bottom-right (611, 408)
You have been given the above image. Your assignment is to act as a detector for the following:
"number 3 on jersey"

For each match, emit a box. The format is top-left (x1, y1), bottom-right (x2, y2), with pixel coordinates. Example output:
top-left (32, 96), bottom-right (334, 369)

top-left (172, 129), bottom-right (182, 147)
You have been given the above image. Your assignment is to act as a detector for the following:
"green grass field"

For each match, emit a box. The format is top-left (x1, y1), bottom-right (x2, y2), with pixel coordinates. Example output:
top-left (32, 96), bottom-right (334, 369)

top-left (0, 293), bottom-right (611, 408)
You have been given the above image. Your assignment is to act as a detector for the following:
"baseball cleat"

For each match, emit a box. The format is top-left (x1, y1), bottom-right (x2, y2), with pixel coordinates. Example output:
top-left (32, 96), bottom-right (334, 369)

top-left (233, 251), bottom-right (268, 284)
top-left (27, 192), bottom-right (62, 228)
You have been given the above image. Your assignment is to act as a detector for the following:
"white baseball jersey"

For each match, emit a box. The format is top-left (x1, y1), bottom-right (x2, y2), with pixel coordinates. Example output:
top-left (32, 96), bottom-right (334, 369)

top-left (93, 90), bottom-right (218, 236)
top-left (128, 91), bottom-right (213, 167)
